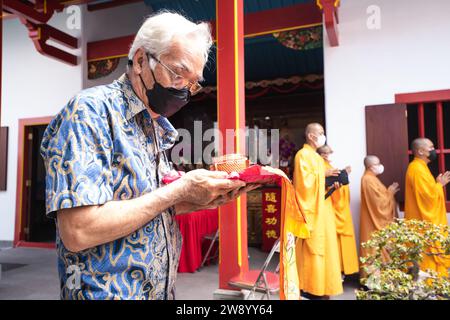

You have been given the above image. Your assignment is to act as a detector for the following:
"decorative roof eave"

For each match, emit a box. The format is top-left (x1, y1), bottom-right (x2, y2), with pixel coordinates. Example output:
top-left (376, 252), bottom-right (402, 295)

top-left (87, 1), bottom-right (322, 62)
top-left (200, 74), bottom-right (324, 94)
top-left (3, 0), bottom-right (79, 65)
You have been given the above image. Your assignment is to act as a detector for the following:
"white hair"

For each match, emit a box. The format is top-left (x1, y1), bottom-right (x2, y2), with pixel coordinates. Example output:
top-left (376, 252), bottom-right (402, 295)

top-left (128, 11), bottom-right (213, 70)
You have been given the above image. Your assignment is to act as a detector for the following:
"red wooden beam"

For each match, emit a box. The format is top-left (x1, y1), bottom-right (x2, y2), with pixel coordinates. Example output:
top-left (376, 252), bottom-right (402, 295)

top-left (17, 0), bottom-right (99, 10)
top-left (88, 34), bottom-right (135, 61)
top-left (395, 89), bottom-right (450, 104)
top-left (54, 0), bottom-right (99, 7)
top-left (246, 2), bottom-right (321, 37)
top-left (3, 0), bottom-right (101, 19)
top-left (4, 1), bottom-right (79, 65)
top-left (88, 2), bottom-right (322, 62)
top-left (59, 0), bottom-right (97, 5)
top-left (318, 0), bottom-right (339, 47)
top-left (87, 0), bottom-right (143, 11)
top-left (20, 17), bottom-right (78, 65)
top-left (211, 2), bottom-right (322, 39)
top-left (3, 0), bottom-right (63, 24)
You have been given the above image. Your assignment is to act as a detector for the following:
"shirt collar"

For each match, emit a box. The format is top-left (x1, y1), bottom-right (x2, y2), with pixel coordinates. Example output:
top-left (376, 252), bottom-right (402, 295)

top-left (303, 143), bottom-right (316, 152)
top-left (117, 73), bottom-right (147, 121)
top-left (154, 115), bottom-right (178, 151)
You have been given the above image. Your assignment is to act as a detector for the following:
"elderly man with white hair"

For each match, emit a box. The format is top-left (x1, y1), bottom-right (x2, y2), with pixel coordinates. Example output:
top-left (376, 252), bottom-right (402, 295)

top-left (40, 12), bottom-right (255, 300)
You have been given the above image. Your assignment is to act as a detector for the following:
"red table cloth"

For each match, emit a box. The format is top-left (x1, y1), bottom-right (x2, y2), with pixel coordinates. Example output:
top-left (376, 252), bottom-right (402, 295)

top-left (175, 208), bottom-right (218, 273)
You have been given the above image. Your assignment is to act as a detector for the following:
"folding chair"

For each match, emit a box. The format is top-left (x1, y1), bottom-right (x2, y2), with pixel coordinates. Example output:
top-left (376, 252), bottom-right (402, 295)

top-left (200, 229), bottom-right (219, 268)
top-left (228, 239), bottom-right (280, 300)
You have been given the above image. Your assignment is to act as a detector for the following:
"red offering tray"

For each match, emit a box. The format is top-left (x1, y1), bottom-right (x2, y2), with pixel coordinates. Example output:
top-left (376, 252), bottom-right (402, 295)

top-left (162, 165), bottom-right (288, 186)
top-left (228, 165), bottom-right (288, 186)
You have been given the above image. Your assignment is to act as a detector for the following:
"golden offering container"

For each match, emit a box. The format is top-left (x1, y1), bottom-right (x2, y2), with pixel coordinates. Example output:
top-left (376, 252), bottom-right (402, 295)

top-left (210, 154), bottom-right (249, 173)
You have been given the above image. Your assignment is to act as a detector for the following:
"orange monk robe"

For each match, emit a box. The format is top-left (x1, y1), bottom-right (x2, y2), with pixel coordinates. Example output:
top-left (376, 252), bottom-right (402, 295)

top-left (405, 158), bottom-right (449, 276)
top-left (360, 170), bottom-right (396, 266)
top-left (324, 161), bottom-right (359, 275)
top-left (293, 144), bottom-right (343, 296)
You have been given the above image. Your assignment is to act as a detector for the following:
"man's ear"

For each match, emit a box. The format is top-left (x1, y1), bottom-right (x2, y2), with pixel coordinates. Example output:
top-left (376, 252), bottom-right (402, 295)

top-left (132, 48), bottom-right (146, 74)
top-left (305, 133), bottom-right (310, 142)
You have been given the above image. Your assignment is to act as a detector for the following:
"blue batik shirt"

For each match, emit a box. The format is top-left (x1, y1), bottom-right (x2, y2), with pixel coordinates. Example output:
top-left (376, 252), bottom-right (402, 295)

top-left (40, 74), bottom-right (182, 300)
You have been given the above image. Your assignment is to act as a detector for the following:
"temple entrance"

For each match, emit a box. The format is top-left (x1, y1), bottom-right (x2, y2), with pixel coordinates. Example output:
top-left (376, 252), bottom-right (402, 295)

top-left (170, 89), bottom-right (325, 251)
top-left (169, 83), bottom-right (325, 250)
top-left (168, 27), bottom-right (325, 255)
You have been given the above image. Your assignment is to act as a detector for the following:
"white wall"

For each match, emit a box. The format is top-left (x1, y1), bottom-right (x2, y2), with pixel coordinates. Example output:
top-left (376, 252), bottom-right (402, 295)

top-left (0, 9), bottom-right (84, 241)
top-left (83, 2), bottom-right (152, 89)
top-left (323, 0), bottom-right (450, 244)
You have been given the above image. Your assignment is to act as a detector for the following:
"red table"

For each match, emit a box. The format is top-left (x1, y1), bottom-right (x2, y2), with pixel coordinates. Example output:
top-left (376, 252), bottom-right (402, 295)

top-left (175, 208), bottom-right (218, 273)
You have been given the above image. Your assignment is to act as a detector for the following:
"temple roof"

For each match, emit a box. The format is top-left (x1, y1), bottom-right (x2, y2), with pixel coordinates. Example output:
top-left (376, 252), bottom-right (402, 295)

top-left (144, 0), bottom-right (324, 86)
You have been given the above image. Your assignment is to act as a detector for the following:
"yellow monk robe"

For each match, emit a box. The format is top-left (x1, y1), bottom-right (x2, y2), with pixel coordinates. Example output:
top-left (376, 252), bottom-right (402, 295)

top-left (324, 161), bottom-right (359, 275)
top-left (293, 144), bottom-right (343, 296)
top-left (279, 177), bottom-right (310, 300)
top-left (405, 158), bottom-right (449, 276)
top-left (360, 170), bottom-right (396, 265)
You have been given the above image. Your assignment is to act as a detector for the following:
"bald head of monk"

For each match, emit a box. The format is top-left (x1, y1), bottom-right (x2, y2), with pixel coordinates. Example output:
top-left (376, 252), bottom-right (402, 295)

top-left (364, 155), bottom-right (384, 176)
top-left (317, 145), bottom-right (333, 162)
top-left (411, 138), bottom-right (436, 164)
top-left (305, 123), bottom-right (326, 150)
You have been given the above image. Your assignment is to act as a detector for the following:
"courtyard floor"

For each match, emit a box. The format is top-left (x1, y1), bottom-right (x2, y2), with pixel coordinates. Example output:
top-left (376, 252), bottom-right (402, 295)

top-left (0, 246), bottom-right (358, 300)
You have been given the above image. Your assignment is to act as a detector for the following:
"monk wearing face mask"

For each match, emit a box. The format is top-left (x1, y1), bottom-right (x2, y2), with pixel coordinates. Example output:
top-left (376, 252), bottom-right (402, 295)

top-left (405, 138), bottom-right (450, 276)
top-left (317, 145), bottom-right (359, 278)
top-left (360, 155), bottom-right (399, 271)
top-left (293, 123), bottom-right (343, 299)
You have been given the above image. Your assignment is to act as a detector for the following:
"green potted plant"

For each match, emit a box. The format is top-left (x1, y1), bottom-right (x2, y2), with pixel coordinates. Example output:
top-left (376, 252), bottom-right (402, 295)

top-left (357, 219), bottom-right (450, 300)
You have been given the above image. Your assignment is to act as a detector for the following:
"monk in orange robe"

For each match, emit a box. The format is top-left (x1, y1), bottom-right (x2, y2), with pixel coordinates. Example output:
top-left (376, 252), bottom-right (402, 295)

top-left (360, 155), bottom-right (399, 273)
top-left (317, 145), bottom-right (359, 276)
top-left (293, 123), bottom-right (343, 299)
top-left (405, 138), bottom-right (450, 276)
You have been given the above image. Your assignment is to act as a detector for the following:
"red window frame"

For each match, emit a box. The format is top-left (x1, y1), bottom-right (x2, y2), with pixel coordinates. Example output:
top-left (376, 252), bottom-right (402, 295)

top-left (396, 89), bottom-right (450, 211)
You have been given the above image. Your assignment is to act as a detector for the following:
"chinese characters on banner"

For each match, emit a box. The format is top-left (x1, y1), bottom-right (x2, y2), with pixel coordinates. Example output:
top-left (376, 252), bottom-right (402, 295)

top-left (261, 187), bottom-right (281, 252)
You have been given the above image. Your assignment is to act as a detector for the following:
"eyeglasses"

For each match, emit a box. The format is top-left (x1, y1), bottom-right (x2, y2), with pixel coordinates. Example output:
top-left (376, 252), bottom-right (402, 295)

top-left (148, 53), bottom-right (203, 96)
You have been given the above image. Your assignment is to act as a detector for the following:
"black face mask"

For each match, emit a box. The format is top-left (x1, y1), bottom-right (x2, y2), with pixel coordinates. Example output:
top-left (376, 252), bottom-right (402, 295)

top-left (140, 70), bottom-right (190, 118)
top-left (428, 149), bottom-right (437, 162)
top-left (130, 59), bottom-right (191, 118)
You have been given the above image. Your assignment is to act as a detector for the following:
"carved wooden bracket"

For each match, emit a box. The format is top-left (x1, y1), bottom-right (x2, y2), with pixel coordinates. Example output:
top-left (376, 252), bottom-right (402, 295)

top-left (4, 0), bottom-right (79, 65)
top-left (316, 0), bottom-right (340, 47)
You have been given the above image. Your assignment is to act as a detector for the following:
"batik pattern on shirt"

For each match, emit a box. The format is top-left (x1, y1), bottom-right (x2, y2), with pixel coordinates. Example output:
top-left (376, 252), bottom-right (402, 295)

top-left (40, 74), bottom-right (182, 300)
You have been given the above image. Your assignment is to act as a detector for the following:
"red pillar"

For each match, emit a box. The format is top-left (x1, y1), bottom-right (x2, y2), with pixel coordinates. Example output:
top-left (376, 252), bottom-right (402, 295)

top-left (216, 0), bottom-right (249, 289)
